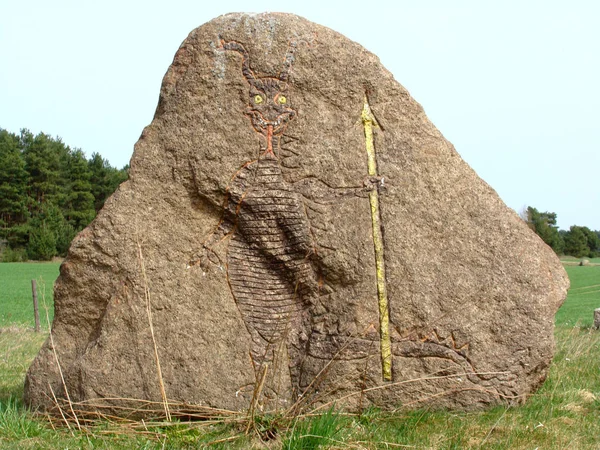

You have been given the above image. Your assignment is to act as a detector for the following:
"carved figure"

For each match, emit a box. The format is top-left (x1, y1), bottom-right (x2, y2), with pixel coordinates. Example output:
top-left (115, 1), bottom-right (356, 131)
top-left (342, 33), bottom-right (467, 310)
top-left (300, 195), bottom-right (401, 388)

top-left (192, 40), bottom-right (316, 392)
top-left (193, 39), bottom-right (378, 392)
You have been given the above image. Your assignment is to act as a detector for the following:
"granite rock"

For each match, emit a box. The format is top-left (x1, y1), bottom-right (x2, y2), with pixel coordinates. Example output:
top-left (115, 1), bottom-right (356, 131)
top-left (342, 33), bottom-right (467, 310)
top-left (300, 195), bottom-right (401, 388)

top-left (24, 13), bottom-right (569, 415)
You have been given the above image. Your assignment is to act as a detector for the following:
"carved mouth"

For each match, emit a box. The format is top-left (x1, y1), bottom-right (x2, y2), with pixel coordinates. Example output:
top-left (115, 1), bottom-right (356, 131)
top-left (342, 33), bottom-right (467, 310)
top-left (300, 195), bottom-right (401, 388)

top-left (248, 111), bottom-right (295, 135)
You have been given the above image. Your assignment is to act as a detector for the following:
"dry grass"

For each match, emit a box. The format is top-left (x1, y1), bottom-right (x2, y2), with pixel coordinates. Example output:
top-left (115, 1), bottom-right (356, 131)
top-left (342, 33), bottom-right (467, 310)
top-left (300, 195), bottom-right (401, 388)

top-left (136, 234), bottom-right (171, 422)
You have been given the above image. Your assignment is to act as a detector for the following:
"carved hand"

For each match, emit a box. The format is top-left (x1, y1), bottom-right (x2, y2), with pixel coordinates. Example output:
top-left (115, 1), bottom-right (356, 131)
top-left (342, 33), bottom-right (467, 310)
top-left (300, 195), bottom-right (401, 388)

top-left (362, 175), bottom-right (386, 192)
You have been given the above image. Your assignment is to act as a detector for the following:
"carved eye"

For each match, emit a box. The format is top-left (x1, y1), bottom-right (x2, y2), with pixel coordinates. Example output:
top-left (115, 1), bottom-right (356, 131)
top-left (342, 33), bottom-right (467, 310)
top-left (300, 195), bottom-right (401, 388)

top-left (278, 95), bottom-right (287, 104)
top-left (254, 95), bottom-right (263, 104)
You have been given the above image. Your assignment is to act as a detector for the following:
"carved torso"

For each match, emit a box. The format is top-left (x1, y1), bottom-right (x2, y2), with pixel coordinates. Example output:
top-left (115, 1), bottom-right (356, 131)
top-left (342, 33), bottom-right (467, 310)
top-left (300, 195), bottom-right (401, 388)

top-left (226, 152), bottom-right (316, 348)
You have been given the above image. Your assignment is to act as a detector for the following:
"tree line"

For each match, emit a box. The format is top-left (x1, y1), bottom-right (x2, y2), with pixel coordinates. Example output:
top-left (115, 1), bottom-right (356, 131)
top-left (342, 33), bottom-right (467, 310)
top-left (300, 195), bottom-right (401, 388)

top-left (0, 128), bottom-right (128, 261)
top-left (524, 207), bottom-right (600, 258)
top-left (1, 126), bottom-right (597, 261)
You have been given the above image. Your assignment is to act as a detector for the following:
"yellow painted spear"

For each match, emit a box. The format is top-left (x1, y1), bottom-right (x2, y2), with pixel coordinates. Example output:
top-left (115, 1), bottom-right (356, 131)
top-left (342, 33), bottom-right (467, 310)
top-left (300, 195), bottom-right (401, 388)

top-left (361, 96), bottom-right (392, 381)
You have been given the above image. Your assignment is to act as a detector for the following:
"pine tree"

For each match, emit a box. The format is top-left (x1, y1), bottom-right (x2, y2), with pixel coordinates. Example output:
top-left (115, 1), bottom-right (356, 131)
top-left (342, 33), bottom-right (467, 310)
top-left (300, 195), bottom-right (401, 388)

top-left (563, 226), bottom-right (590, 258)
top-left (0, 127), bottom-right (128, 259)
top-left (579, 226), bottom-right (600, 258)
top-left (88, 152), bottom-right (128, 212)
top-left (63, 149), bottom-right (95, 229)
top-left (0, 129), bottom-right (28, 234)
top-left (525, 206), bottom-right (564, 254)
top-left (25, 203), bottom-right (75, 259)
top-left (21, 130), bottom-right (64, 207)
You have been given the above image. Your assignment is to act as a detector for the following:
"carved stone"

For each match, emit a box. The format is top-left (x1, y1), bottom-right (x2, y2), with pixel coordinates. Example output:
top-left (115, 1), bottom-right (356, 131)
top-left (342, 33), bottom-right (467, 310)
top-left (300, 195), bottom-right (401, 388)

top-left (25, 13), bottom-right (569, 415)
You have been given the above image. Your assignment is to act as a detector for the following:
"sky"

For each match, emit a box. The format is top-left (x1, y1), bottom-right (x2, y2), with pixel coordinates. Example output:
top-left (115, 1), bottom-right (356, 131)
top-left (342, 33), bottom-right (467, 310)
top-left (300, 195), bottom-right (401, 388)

top-left (1, 0), bottom-right (598, 230)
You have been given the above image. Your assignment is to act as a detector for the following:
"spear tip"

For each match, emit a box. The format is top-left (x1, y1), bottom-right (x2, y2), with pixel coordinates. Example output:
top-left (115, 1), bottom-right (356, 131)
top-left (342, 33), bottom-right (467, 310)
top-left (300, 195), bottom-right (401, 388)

top-left (361, 96), bottom-right (378, 126)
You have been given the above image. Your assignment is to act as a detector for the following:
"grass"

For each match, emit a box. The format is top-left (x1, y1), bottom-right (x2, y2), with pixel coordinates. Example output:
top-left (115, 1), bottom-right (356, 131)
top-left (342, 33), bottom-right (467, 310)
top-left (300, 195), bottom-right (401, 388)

top-left (0, 261), bottom-right (599, 448)
top-left (556, 265), bottom-right (600, 327)
top-left (282, 408), bottom-right (344, 449)
top-left (0, 262), bottom-right (61, 329)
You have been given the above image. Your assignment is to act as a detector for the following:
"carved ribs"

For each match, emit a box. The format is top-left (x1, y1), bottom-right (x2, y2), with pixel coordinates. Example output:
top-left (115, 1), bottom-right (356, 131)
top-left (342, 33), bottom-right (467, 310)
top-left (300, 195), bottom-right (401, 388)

top-left (226, 153), bottom-right (314, 357)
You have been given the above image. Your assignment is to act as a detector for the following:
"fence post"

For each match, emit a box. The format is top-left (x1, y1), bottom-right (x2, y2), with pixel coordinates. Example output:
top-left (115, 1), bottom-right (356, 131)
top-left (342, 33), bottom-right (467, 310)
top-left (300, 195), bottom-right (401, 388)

top-left (31, 280), bottom-right (40, 333)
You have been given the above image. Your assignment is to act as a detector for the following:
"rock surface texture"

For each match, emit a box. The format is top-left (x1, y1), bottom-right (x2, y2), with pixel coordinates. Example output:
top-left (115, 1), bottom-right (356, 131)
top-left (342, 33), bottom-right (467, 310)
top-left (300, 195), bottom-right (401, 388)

top-left (25, 13), bottom-right (569, 415)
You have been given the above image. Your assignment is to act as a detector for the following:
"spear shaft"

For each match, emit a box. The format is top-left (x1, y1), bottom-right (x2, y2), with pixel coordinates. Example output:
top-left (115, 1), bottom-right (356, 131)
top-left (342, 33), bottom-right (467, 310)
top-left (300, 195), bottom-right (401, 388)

top-left (361, 97), bottom-right (392, 381)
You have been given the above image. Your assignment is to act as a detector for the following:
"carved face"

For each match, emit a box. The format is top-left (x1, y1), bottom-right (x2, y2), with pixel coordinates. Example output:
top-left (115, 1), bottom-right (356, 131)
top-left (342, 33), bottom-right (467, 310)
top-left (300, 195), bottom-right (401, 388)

top-left (245, 77), bottom-right (296, 136)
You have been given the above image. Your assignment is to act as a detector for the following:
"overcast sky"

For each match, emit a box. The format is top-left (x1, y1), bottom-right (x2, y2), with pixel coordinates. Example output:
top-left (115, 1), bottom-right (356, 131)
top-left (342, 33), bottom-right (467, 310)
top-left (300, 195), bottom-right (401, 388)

top-left (1, 0), bottom-right (598, 230)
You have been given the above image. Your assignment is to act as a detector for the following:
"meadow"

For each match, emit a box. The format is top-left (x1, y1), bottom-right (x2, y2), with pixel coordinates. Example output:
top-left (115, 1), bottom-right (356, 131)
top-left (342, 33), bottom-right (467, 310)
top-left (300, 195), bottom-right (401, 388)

top-left (0, 263), bottom-right (60, 329)
top-left (0, 261), bottom-right (599, 449)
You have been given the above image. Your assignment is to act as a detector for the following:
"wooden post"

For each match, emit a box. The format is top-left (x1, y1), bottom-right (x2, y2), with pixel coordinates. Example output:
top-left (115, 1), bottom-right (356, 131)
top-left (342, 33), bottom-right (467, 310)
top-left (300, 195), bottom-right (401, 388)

top-left (31, 280), bottom-right (40, 333)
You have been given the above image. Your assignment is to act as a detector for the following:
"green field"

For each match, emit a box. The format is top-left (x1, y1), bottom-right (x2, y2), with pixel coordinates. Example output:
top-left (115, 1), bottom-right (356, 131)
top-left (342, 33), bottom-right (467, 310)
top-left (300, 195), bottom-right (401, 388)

top-left (556, 265), bottom-right (600, 327)
top-left (1, 262), bottom-right (599, 449)
top-left (0, 262), bottom-right (60, 329)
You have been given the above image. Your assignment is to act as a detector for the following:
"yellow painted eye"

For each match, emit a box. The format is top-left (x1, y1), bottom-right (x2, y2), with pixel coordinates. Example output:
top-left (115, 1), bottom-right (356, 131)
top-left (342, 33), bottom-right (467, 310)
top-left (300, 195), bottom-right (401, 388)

top-left (254, 95), bottom-right (263, 104)
top-left (278, 95), bottom-right (287, 104)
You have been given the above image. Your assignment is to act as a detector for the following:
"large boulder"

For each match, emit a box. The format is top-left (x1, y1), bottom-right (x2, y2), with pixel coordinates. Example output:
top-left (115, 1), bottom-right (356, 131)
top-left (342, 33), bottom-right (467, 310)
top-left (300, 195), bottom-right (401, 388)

top-left (25, 12), bottom-right (568, 415)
